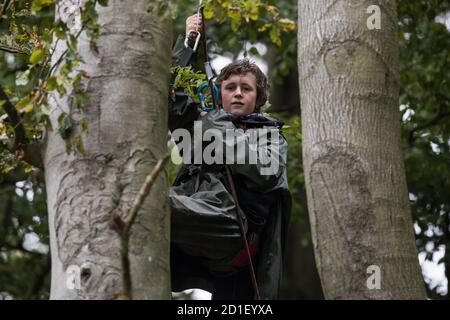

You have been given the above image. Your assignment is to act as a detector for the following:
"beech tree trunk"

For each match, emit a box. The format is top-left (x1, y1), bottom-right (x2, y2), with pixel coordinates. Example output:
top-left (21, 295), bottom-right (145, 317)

top-left (42, 0), bottom-right (172, 299)
top-left (298, 0), bottom-right (426, 299)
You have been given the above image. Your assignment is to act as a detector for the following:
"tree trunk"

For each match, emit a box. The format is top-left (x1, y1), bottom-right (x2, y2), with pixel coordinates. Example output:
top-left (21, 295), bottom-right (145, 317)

top-left (298, 0), bottom-right (426, 299)
top-left (42, 0), bottom-right (172, 299)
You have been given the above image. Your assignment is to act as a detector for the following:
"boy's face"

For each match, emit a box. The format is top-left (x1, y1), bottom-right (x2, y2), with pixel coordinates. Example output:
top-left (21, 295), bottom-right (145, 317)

top-left (220, 73), bottom-right (257, 116)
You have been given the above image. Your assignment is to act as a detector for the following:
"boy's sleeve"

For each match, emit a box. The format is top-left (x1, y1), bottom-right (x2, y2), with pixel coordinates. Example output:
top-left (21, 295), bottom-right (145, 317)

top-left (168, 90), bottom-right (199, 132)
top-left (229, 133), bottom-right (287, 192)
top-left (168, 35), bottom-right (200, 132)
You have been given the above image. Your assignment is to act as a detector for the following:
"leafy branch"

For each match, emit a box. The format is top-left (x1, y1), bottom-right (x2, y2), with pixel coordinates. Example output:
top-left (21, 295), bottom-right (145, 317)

top-left (0, 0), bottom-right (109, 174)
top-left (202, 0), bottom-right (296, 47)
top-left (170, 65), bottom-right (206, 101)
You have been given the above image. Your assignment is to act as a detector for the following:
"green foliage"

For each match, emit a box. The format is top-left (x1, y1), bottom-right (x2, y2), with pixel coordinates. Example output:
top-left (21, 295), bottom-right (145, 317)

top-left (0, 0), bottom-right (109, 175)
top-left (170, 65), bottom-right (206, 102)
top-left (0, 0), bottom-right (109, 298)
top-left (398, 0), bottom-right (450, 298)
top-left (0, 181), bottom-right (49, 299)
top-left (31, 0), bottom-right (54, 13)
top-left (202, 0), bottom-right (295, 47)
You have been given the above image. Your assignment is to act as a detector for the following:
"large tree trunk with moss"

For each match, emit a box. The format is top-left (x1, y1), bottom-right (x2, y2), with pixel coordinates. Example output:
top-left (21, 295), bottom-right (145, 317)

top-left (42, 0), bottom-right (171, 299)
top-left (298, 0), bottom-right (426, 299)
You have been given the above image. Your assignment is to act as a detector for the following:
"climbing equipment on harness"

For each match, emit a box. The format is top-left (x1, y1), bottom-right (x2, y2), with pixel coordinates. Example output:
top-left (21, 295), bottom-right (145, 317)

top-left (183, 0), bottom-right (219, 110)
top-left (184, 0), bottom-right (202, 52)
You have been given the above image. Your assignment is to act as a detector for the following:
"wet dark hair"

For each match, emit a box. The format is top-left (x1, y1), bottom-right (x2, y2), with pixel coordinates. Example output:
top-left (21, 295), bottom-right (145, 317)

top-left (215, 59), bottom-right (269, 110)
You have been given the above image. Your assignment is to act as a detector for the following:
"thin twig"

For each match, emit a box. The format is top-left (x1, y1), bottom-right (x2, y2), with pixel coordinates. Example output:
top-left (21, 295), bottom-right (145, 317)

top-left (124, 154), bottom-right (170, 231)
top-left (408, 103), bottom-right (450, 146)
top-left (47, 0), bottom-right (100, 79)
top-left (47, 25), bottom-right (85, 79)
top-left (37, 38), bottom-right (59, 84)
top-left (0, 44), bottom-right (30, 54)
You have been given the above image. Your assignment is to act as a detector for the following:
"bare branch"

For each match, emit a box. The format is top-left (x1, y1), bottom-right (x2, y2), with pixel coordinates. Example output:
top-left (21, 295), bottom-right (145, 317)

top-left (123, 154), bottom-right (170, 230)
top-left (0, 43), bottom-right (31, 55)
top-left (111, 154), bottom-right (170, 299)
top-left (408, 94), bottom-right (450, 146)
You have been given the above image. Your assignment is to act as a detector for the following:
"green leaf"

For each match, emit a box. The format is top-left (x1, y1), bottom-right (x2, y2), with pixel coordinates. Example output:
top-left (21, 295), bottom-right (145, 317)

top-left (24, 163), bottom-right (33, 173)
top-left (16, 96), bottom-right (33, 113)
top-left (279, 18), bottom-right (296, 32)
top-left (31, 0), bottom-right (54, 13)
top-left (16, 70), bottom-right (31, 86)
top-left (45, 77), bottom-right (57, 91)
top-left (58, 112), bottom-right (73, 139)
top-left (74, 136), bottom-right (85, 154)
top-left (249, 46), bottom-right (260, 56)
top-left (40, 103), bottom-right (52, 116)
top-left (258, 23), bottom-right (271, 32)
top-left (29, 49), bottom-right (45, 65)
top-left (65, 140), bottom-right (73, 154)
top-left (203, 3), bottom-right (215, 19)
top-left (228, 8), bottom-right (241, 32)
top-left (1, 165), bottom-right (15, 174)
top-left (81, 120), bottom-right (89, 135)
top-left (269, 26), bottom-right (281, 47)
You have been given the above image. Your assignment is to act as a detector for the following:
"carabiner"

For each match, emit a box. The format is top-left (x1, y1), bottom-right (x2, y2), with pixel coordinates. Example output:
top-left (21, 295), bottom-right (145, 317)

top-left (184, 0), bottom-right (204, 52)
top-left (184, 30), bottom-right (201, 52)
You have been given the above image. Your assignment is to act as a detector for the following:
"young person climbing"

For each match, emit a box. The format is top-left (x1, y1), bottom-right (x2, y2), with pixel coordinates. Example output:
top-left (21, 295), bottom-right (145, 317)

top-left (168, 13), bottom-right (291, 300)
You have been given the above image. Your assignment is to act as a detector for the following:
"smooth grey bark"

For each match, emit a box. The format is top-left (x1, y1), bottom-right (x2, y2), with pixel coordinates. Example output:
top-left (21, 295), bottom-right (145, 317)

top-left (42, 0), bottom-right (172, 299)
top-left (298, 0), bottom-right (426, 299)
